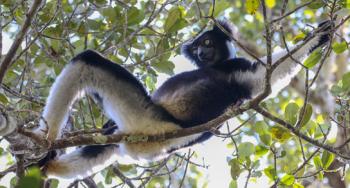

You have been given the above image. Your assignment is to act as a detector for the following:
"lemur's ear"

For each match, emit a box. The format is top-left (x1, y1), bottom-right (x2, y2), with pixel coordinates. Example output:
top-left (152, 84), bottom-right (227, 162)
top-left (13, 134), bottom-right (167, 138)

top-left (213, 20), bottom-right (234, 40)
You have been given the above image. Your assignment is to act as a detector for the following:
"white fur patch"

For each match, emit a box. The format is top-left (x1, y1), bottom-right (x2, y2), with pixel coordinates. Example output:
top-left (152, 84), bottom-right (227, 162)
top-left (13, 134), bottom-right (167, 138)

top-left (225, 41), bottom-right (236, 59)
top-left (233, 35), bottom-right (321, 98)
top-left (47, 146), bottom-right (120, 179)
top-left (40, 60), bottom-right (202, 180)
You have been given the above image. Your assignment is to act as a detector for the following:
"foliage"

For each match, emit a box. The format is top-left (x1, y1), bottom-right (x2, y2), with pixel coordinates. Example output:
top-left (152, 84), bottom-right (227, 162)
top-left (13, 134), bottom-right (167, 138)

top-left (0, 0), bottom-right (349, 188)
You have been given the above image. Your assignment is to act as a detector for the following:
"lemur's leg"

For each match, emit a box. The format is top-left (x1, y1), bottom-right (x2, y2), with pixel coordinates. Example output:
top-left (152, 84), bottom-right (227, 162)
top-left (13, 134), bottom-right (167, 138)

top-left (34, 50), bottom-right (178, 141)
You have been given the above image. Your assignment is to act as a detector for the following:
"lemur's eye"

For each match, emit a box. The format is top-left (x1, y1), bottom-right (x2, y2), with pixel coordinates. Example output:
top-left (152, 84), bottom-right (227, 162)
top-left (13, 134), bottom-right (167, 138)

top-left (204, 39), bottom-right (212, 46)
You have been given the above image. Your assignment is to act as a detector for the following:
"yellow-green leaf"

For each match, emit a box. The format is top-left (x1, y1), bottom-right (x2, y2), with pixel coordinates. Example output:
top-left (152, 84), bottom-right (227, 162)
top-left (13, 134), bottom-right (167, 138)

top-left (238, 142), bottom-right (255, 158)
top-left (300, 104), bottom-right (313, 126)
top-left (246, 0), bottom-right (260, 14)
top-left (229, 159), bottom-right (242, 180)
top-left (229, 180), bottom-right (238, 188)
top-left (164, 6), bottom-right (187, 33)
top-left (259, 134), bottom-right (272, 146)
top-left (17, 167), bottom-right (42, 188)
top-left (332, 41), bottom-right (348, 54)
top-left (321, 151), bottom-right (335, 169)
top-left (264, 166), bottom-right (277, 180)
top-left (255, 145), bottom-right (269, 156)
top-left (293, 33), bottom-right (306, 44)
top-left (285, 102), bottom-right (299, 125)
top-left (293, 182), bottom-right (305, 188)
top-left (313, 155), bottom-right (323, 169)
top-left (281, 174), bottom-right (295, 186)
top-left (304, 48), bottom-right (322, 68)
top-left (266, 0), bottom-right (275, 8)
top-left (271, 127), bottom-right (292, 142)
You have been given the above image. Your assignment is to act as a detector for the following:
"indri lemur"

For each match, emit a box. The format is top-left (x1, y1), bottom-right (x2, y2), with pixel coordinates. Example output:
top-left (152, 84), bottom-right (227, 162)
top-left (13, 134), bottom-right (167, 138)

top-left (34, 20), bottom-right (331, 179)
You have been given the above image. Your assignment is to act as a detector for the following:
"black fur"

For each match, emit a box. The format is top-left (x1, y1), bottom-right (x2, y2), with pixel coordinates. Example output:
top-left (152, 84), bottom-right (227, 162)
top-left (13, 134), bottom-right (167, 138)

top-left (44, 20), bottom-right (331, 174)
top-left (80, 121), bottom-right (118, 159)
top-left (72, 50), bottom-right (147, 95)
top-left (72, 50), bottom-right (181, 125)
top-left (181, 20), bottom-right (236, 67)
top-left (306, 20), bottom-right (333, 53)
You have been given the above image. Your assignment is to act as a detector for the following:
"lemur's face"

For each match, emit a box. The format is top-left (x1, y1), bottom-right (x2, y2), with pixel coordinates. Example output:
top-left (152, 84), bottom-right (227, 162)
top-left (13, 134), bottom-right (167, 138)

top-left (190, 34), bottom-right (216, 63)
top-left (181, 21), bottom-right (235, 68)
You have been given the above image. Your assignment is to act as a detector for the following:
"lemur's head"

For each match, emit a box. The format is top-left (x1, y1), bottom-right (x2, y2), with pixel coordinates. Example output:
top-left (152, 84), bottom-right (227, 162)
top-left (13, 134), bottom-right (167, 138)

top-left (182, 20), bottom-right (236, 67)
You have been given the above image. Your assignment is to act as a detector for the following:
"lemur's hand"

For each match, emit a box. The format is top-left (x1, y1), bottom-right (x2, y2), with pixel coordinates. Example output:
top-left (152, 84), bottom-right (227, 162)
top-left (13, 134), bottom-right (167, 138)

top-left (305, 20), bottom-right (333, 49)
top-left (316, 20), bottom-right (334, 45)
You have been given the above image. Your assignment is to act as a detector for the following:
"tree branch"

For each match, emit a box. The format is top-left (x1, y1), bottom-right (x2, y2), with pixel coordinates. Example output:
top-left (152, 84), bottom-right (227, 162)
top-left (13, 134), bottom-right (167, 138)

top-left (0, 0), bottom-right (43, 84)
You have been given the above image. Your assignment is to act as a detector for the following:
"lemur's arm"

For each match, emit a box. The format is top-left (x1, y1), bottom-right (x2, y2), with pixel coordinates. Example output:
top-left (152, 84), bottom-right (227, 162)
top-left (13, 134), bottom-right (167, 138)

top-left (236, 22), bottom-right (331, 98)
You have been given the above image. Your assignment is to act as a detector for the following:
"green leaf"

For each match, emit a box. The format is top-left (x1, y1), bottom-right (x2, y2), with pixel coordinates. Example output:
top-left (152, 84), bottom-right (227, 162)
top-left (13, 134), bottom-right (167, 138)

top-left (164, 6), bottom-right (187, 33)
top-left (321, 151), bottom-right (335, 169)
top-left (251, 171), bottom-right (262, 178)
top-left (127, 7), bottom-right (144, 25)
top-left (77, 21), bottom-right (88, 35)
top-left (285, 102), bottom-right (299, 125)
top-left (254, 121), bottom-right (269, 134)
top-left (209, 0), bottom-right (231, 17)
top-left (0, 93), bottom-right (9, 105)
top-left (104, 168), bottom-right (113, 184)
top-left (300, 104), bottom-right (313, 126)
top-left (238, 142), bottom-right (255, 158)
top-left (304, 48), bottom-right (322, 68)
top-left (246, 0), bottom-right (260, 14)
top-left (229, 180), bottom-right (238, 188)
top-left (101, 7), bottom-right (117, 23)
top-left (281, 174), bottom-right (295, 185)
top-left (118, 164), bottom-right (133, 172)
top-left (305, 120), bottom-right (317, 137)
top-left (307, 0), bottom-right (325, 9)
top-left (348, 0), bottom-right (350, 9)
top-left (263, 166), bottom-right (277, 180)
top-left (330, 84), bottom-right (343, 96)
top-left (259, 134), bottom-right (272, 146)
top-left (271, 126), bottom-right (292, 142)
top-left (313, 156), bottom-right (323, 169)
top-left (332, 41), bottom-right (348, 54)
top-left (145, 75), bottom-right (156, 91)
top-left (152, 60), bottom-right (175, 75)
top-left (17, 167), bottom-right (42, 188)
top-left (229, 159), bottom-right (242, 180)
top-left (341, 72), bottom-right (350, 91)
top-left (293, 33), bottom-right (306, 44)
top-left (255, 145), bottom-right (269, 156)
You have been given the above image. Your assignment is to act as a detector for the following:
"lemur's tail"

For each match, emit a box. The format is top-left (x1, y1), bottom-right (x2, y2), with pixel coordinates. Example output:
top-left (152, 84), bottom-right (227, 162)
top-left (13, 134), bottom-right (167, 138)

top-left (39, 120), bottom-right (119, 179)
top-left (45, 144), bottom-right (119, 179)
top-left (45, 145), bottom-right (118, 179)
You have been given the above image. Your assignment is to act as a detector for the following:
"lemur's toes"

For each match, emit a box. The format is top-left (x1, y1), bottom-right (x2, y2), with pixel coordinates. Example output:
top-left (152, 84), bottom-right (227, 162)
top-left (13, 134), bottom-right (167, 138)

top-left (317, 20), bottom-right (334, 33)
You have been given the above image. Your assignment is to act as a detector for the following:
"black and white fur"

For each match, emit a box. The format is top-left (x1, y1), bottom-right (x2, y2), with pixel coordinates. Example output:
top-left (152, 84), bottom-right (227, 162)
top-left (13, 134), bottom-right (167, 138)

top-left (34, 21), bottom-right (331, 179)
top-left (182, 20), bottom-right (237, 67)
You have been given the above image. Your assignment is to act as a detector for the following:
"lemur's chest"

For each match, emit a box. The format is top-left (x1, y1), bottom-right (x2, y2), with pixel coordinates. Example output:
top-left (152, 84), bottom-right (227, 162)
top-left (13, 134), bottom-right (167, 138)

top-left (152, 76), bottom-right (249, 125)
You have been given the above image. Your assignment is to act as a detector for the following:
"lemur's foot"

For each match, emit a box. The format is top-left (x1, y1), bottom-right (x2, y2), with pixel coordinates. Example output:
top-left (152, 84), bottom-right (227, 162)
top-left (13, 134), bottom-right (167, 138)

top-left (233, 99), bottom-right (244, 107)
